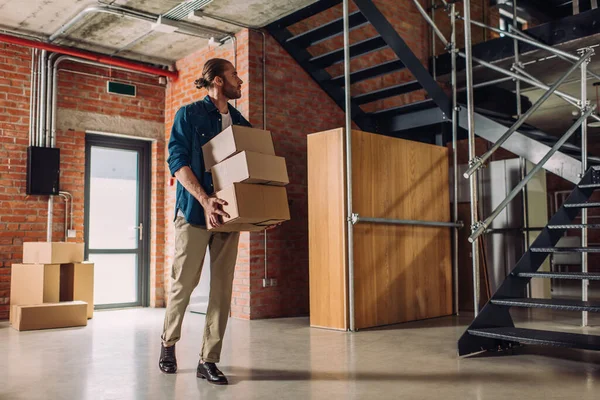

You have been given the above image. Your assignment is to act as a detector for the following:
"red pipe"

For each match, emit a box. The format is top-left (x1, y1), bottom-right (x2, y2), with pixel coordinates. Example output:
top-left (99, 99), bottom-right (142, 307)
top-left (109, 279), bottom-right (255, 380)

top-left (0, 33), bottom-right (178, 80)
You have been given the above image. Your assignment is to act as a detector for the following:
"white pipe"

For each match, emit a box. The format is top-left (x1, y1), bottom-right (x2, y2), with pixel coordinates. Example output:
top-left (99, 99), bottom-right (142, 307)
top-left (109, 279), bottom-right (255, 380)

top-left (49, 4), bottom-right (229, 43)
top-left (58, 192), bottom-right (69, 242)
top-left (38, 50), bottom-right (48, 147)
top-left (28, 49), bottom-right (38, 147)
top-left (45, 53), bottom-right (60, 148)
top-left (46, 197), bottom-right (53, 242)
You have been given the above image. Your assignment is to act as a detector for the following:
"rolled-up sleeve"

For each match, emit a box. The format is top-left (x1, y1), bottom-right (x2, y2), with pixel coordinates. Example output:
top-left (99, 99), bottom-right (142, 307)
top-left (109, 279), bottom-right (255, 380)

top-left (167, 107), bottom-right (192, 177)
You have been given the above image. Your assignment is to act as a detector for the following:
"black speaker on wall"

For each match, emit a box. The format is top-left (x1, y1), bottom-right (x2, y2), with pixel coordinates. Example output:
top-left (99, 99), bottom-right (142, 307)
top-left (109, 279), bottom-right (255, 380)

top-left (26, 146), bottom-right (60, 195)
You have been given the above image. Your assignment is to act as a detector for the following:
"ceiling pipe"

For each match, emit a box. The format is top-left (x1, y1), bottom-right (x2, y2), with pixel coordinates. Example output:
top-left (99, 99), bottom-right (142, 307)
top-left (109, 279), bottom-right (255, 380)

top-left (0, 33), bottom-right (178, 79)
top-left (49, 4), bottom-right (231, 43)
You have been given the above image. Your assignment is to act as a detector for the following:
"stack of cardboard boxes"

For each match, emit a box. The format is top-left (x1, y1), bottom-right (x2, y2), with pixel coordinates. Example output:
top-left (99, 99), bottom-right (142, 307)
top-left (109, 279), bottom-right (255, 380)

top-left (202, 125), bottom-right (291, 232)
top-left (10, 242), bottom-right (94, 331)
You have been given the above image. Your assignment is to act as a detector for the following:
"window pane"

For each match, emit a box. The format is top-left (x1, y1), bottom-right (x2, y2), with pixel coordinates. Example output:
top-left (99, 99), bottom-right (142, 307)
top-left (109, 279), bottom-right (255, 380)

top-left (89, 147), bottom-right (139, 249)
top-left (89, 253), bottom-right (138, 305)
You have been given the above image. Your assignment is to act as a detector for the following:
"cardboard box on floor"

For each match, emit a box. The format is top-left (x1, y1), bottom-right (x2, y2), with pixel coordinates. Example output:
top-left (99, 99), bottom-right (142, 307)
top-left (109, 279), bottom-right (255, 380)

top-left (11, 301), bottom-right (88, 331)
top-left (202, 125), bottom-right (275, 171)
top-left (211, 151), bottom-right (289, 192)
top-left (10, 263), bottom-right (60, 306)
top-left (60, 262), bottom-right (95, 319)
top-left (206, 183), bottom-right (290, 232)
top-left (23, 242), bottom-right (84, 264)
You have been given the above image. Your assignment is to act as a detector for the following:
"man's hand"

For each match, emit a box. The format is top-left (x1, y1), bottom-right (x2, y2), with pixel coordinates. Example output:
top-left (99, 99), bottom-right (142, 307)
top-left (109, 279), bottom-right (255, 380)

top-left (200, 196), bottom-right (230, 228)
top-left (265, 223), bottom-right (282, 231)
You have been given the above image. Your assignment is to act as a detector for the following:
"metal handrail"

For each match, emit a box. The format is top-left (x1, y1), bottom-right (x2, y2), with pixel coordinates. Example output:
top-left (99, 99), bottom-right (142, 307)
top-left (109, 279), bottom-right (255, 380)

top-left (352, 215), bottom-right (464, 228)
top-left (459, 16), bottom-right (579, 61)
top-left (412, 0), bottom-right (449, 47)
top-left (459, 52), bottom-right (581, 103)
top-left (469, 105), bottom-right (597, 242)
top-left (513, 64), bottom-right (600, 126)
top-left (508, 25), bottom-right (600, 82)
top-left (462, 49), bottom-right (592, 178)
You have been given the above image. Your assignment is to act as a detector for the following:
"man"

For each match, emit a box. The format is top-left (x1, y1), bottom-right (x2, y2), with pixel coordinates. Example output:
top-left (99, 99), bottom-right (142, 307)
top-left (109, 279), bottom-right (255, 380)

top-left (159, 58), bottom-right (250, 385)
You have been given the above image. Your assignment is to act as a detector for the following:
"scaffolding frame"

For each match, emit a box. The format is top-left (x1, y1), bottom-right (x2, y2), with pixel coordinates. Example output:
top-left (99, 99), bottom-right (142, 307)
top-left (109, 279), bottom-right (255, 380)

top-left (341, 0), bottom-right (596, 328)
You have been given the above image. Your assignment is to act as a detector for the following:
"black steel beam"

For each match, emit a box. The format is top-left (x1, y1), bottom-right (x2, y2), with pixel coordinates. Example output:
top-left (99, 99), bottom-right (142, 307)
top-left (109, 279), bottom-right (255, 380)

top-left (308, 36), bottom-right (387, 68)
top-left (265, 0), bottom-right (342, 30)
top-left (353, 80), bottom-right (421, 105)
top-left (435, 8), bottom-right (600, 76)
top-left (378, 106), bottom-right (447, 133)
top-left (330, 59), bottom-right (406, 85)
top-left (287, 11), bottom-right (368, 48)
top-left (354, 0), bottom-right (452, 117)
top-left (266, 26), bottom-right (375, 132)
top-left (368, 99), bottom-right (437, 119)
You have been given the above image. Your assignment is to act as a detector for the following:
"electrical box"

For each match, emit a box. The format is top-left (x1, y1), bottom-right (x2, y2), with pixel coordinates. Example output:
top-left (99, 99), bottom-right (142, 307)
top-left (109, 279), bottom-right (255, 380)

top-left (26, 146), bottom-right (60, 195)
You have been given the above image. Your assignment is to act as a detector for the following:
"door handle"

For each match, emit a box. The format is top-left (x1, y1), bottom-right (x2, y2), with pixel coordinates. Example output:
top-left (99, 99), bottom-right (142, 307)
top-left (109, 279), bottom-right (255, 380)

top-left (133, 223), bottom-right (143, 241)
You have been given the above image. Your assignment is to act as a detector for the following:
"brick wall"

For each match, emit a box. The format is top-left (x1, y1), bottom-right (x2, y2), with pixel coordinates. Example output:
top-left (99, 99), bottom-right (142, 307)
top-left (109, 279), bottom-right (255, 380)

top-left (0, 43), bottom-right (166, 319)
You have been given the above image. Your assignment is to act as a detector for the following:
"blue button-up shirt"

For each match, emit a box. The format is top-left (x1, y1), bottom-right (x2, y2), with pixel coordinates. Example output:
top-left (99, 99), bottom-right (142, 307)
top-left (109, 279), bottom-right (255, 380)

top-left (167, 96), bottom-right (252, 226)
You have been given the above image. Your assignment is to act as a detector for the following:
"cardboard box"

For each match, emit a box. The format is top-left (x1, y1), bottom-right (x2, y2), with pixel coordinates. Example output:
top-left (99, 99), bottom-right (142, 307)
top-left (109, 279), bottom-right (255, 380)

top-left (211, 151), bottom-right (289, 192)
top-left (208, 223), bottom-right (272, 233)
top-left (60, 262), bottom-right (95, 319)
top-left (206, 183), bottom-right (290, 231)
top-left (10, 263), bottom-right (60, 306)
top-left (23, 242), bottom-right (85, 264)
top-left (202, 125), bottom-right (275, 171)
top-left (11, 301), bottom-right (88, 331)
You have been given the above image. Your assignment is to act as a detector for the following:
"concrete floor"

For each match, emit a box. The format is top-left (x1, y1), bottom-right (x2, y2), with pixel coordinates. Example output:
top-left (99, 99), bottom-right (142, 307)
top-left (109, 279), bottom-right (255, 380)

top-left (2, 309), bottom-right (600, 400)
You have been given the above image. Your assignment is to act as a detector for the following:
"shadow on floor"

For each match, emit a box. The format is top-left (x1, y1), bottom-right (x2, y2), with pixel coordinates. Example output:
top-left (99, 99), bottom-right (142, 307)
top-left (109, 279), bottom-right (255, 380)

top-left (358, 315), bottom-right (469, 332)
top-left (217, 367), bottom-right (545, 385)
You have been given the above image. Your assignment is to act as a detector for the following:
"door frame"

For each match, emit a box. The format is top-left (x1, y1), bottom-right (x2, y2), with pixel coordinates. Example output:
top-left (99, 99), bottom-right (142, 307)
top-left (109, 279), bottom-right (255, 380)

top-left (84, 133), bottom-right (151, 309)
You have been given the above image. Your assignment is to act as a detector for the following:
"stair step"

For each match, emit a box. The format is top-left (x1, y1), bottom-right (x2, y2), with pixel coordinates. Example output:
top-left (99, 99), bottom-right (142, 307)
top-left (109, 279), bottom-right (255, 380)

top-left (530, 247), bottom-right (600, 253)
top-left (330, 59), bottom-right (406, 86)
top-left (547, 223), bottom-right (600, 229)
top-left (468, 327), bottom-right (600, 351)
top-left (287, 11), bottom-right (368, 48)
top-left (516, 272), bottom-right (600, 280)
top-left (491, 298), bottom-right (600, 312)
top-left (564, 202), bottom-right (600, 209)
top-left (269, 0), bottom-right (342, 29)
top-left (353, 81), bottom-right (421, 105)
top-left (368, 99), bottom-right (437, 118)
top-left (309, 36), bottom-right (387, 68)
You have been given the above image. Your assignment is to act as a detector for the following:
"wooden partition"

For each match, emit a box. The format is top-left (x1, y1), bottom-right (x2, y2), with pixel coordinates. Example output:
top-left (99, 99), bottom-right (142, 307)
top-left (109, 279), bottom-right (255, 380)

top-left (308, 128), bottom-right (452, 330)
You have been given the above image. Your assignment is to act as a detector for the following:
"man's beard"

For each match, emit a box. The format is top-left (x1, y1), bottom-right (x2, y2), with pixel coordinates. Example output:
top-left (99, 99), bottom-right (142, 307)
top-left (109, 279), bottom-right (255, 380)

top-left (223, 82), bottom-right (241, 100)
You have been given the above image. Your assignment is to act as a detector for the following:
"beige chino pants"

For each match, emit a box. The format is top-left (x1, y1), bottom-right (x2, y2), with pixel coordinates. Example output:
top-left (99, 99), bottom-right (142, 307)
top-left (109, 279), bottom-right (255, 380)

top-left (161, 216), bottom-right (240, 363)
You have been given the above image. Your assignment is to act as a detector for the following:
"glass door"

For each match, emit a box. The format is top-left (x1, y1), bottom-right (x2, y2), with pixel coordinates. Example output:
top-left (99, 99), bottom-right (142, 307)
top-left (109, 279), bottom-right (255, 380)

top-left (84, 134), bottom-right (150, 308)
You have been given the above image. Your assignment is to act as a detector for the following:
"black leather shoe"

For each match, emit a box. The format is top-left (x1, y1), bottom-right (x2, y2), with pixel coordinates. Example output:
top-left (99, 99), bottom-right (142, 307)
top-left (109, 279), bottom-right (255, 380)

top-left (197, 362), bottom-right (228, 385)
top-left (159, 344), bottom-right (177, 374)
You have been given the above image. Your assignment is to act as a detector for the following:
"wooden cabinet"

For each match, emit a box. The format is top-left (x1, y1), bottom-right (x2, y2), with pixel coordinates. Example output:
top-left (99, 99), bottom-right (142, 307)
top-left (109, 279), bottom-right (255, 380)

top-left (308, 128), bottom-right (452, 330)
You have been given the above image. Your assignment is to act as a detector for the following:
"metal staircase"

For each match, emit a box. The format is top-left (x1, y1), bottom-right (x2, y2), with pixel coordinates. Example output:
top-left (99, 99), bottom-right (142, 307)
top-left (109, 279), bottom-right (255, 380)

top-left (266, 0), bottom-right (591, 184)
top-left (459, 166), bottom-right (600, 355)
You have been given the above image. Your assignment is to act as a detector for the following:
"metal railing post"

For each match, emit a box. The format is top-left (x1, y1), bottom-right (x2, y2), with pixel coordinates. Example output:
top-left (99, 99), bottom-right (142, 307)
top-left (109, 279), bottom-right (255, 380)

top-left (451, 2), bottom-right (459, 316)
top-left (413, 0), bottom-right (449, 47)
top-left (463, 50), bottom-right (592, 178)
top-left (469, 106), bottom-right (596, 242)
top-left (342, 0), bottom-right (355, 333)
top-left (462, 0), bottom-right (481, 317)
top-left (513, 1), bottom-right (521, 118)
top-left (580, 50), bottom-right (590, 327)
